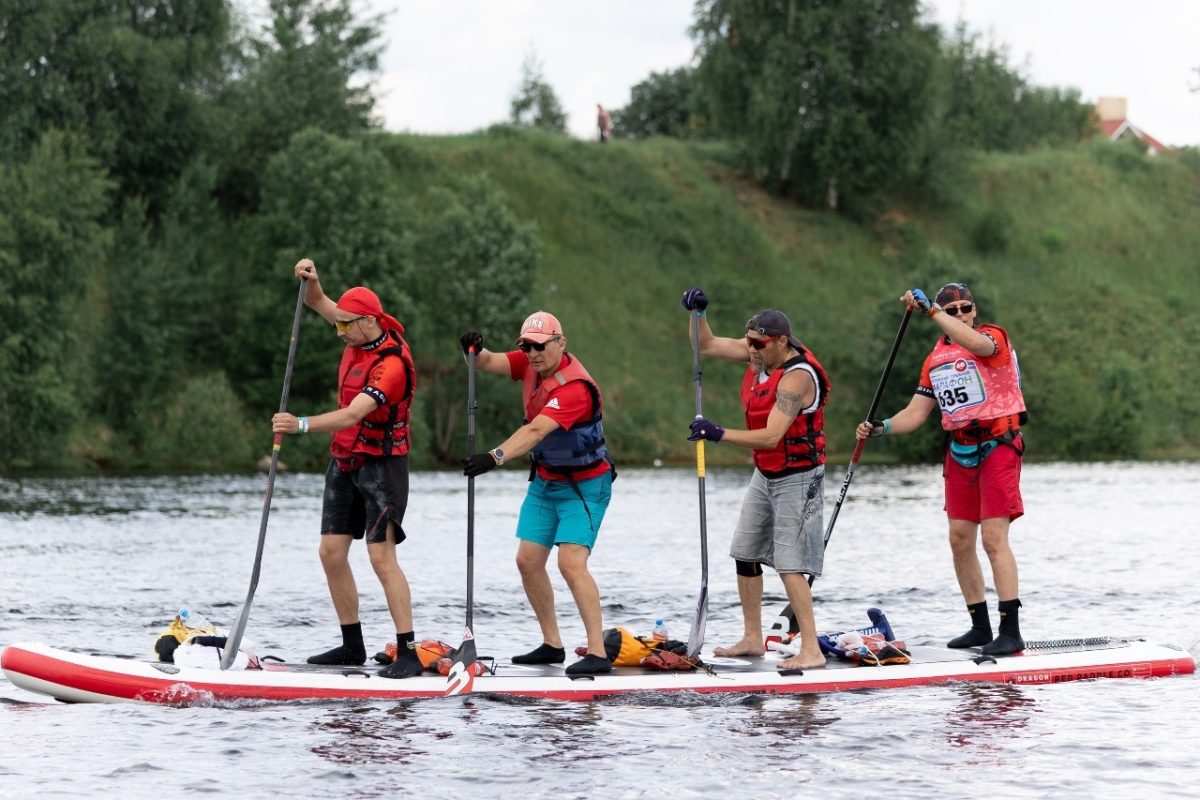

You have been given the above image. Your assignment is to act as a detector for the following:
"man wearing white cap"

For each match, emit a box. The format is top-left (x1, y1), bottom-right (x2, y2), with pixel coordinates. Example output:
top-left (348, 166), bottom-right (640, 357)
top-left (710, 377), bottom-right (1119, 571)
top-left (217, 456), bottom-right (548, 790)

top-left (459, 312), bottom-right (616, 676)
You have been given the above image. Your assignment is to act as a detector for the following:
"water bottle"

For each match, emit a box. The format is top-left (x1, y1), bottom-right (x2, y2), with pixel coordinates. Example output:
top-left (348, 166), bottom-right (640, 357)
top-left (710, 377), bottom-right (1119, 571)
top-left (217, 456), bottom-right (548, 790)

top-left (652, 618), bottom-right (669, 642)
top-left (179, 608), bottom-right (213, 630)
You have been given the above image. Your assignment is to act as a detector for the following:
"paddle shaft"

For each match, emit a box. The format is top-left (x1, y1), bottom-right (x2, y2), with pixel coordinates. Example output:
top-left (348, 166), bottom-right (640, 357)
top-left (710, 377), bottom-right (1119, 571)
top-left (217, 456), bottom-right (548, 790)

top-left (221, 279), bottom-right (307, 669)
top-left (446, 348), bottom-right (480, 695)
top-left (465, 348), bottom-right (477, 628)
top-left (686, 310), bottom-right (709, 660)
top-left (809, 307), bottom-right (912, 587)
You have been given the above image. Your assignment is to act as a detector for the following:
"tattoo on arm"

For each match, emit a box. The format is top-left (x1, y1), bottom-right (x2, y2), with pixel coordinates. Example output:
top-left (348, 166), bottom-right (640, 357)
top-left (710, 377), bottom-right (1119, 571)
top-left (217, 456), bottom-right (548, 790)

top-left (775, 388), bottom-right (804, 418)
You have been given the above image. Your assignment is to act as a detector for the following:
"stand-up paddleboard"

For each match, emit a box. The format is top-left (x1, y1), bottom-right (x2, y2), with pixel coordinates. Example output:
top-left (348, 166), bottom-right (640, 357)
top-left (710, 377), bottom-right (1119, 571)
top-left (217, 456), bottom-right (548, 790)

top-left (2, 637), bottom-right (1192, 705)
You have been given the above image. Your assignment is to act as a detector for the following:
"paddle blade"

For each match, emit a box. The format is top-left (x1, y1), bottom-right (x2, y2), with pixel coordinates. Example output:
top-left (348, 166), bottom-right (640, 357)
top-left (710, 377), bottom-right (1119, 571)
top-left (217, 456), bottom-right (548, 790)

top-left (444, 629), bottom-right (477, 696)
top-left (686, 584), bottom-right (708, 660)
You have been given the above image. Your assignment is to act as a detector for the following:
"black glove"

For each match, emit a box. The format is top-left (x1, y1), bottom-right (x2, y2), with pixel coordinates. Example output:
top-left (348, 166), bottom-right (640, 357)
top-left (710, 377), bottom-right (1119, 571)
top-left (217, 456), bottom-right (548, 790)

top-left (866, 419), bottom-right (886, 438)
top-left (688, 417), bottom-right (725, 443)
top-left (462, 452), bottom-right (498, 477)
top-left (460, 331), bottom-right (484, 355)
top-left (681, 287), bottom-right (709, 312)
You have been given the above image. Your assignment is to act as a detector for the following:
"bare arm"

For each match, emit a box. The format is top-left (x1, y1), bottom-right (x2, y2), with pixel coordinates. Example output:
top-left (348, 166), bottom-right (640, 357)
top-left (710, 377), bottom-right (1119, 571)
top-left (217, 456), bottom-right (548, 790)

top-left (855, 393), bottom-right (938, 439)
top-left (273, 392), bottom-right (379, 435)
top-left (901, 290), bottom-right (996, 357)
top-left (489, 414), bottom-right (560, 461)
top-left (720, 369), bottom-right (815, 450)
top-left (929, 311), bottom-right (997, 357)
top-left (691, 314), bottom-right (752, 363)
top-left (472, 348), bottom-right (516, 375)
top-left (295, 258), bottom-right (338, 324)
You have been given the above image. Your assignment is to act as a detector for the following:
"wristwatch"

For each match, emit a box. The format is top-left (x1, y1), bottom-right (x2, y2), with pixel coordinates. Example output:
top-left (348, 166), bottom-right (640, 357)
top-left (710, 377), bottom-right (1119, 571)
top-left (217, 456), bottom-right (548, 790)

top-left (490, 448), bottom-right (505, 466)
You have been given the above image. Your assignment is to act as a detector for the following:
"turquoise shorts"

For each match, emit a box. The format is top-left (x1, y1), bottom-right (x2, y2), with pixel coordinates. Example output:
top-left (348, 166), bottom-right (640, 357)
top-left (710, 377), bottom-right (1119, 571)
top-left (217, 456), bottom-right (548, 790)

top-left (516, 472), bottom-right (612, 551)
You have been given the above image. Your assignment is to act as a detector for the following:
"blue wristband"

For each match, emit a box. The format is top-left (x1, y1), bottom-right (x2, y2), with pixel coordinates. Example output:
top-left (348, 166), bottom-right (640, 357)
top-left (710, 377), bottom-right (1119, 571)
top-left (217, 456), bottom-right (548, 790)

top-left (697, 309), bottom-right (706, 318)
top-left (298, 416), bottom-right (309, 434)
top-left (882, 418), bottom-right (892, 436)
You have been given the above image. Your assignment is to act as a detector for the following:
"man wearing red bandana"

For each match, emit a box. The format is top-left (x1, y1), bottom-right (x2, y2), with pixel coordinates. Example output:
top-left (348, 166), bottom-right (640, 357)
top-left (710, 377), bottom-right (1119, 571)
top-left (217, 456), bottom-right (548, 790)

top-left (272, 258), bottom-right (423, 678)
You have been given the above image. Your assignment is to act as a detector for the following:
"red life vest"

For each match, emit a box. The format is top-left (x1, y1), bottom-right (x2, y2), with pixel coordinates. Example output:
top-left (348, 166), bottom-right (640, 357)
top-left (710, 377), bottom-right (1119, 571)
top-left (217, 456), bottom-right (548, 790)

top-left (926, 325), bottom-right (1024, 434)
top-left (740, 348), bottom-right (831, 475)
top-left (330, 330), bottom-right (416, 465)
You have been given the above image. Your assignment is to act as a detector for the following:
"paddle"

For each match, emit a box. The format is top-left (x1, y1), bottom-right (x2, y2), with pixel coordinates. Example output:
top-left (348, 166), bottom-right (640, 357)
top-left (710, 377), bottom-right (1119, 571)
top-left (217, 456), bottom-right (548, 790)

top-left (807, 306), bottom-right (913, 588)
top-left (220, 279), bottom-right (307, 670)
top-left (445, 347), bottom-right (479, 695)
top-left (685, 310), bottom-right (710, 661)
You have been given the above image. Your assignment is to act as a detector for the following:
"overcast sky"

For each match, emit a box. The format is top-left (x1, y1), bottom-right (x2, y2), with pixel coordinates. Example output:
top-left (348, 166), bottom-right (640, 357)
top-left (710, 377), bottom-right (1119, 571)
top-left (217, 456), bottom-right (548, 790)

top-left (372, 1), bottom-right (1198, 147)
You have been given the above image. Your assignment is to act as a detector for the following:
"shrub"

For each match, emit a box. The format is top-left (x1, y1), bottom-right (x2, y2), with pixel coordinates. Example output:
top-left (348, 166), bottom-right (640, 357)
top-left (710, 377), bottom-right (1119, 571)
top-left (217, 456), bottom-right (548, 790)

top-left (972, 207), bottom-right (1013, 254)
top-left (143, 373), bottom-right (256, 472)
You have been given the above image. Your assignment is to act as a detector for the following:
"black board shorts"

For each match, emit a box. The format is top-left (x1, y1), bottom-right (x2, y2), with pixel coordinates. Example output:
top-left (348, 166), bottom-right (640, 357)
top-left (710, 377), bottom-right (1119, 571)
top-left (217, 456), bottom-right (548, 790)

top-left (320, 456), bottom-right (409, 544)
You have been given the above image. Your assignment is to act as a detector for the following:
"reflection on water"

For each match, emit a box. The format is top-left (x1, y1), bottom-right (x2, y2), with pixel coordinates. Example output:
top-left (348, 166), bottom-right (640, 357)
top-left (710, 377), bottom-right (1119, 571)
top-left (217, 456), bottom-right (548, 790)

top-left (311, 703), bottom-right (429, 766)
top-left (732, 693), bottom-right (839, 743)
top-left (943, 683), bottom-right (1039, 760)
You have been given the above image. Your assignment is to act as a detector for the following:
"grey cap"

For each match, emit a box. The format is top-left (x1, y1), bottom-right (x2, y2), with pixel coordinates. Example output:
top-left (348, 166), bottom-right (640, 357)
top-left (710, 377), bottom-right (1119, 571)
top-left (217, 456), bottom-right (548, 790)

top-left (746, 309), bottom-right (803, 350)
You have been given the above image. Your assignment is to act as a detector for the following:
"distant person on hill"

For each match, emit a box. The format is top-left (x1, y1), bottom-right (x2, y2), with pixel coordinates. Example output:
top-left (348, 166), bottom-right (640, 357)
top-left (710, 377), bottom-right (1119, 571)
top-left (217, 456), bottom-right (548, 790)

top-left (597, 104), bottom-right (612, 142)
top-left (856, 283), bottom-right (1028, 656)
top-left (681, 289), bottom-right (831, 671)
top-left (459, 312), bottom-right (616, 676)
top-left (271, 258), bottom-right (424, 679)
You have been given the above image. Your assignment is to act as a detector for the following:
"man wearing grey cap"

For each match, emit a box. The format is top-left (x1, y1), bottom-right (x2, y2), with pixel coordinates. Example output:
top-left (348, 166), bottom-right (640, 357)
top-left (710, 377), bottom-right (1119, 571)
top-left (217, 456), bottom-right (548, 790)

top-left (681, 288), bottom-right (831, 671)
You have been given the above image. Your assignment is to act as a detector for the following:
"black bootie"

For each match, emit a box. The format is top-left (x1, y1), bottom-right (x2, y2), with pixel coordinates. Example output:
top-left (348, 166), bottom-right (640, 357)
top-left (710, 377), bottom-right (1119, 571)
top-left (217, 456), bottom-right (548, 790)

top-left (379, 632), bottom-right (424, 679)
top-left (307, 622), bottom-right (367, 665)
top-left (981, 599), bottom-right (1024, 656)
top-left (947, 601), bottom-right (993, 648)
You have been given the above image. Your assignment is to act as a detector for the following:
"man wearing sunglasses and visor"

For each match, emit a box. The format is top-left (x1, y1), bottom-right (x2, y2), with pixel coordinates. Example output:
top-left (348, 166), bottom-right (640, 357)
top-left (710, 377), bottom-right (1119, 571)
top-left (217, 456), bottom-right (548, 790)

top-left (271, 259), bottom-right (425, 679)
top-left (682, 288), bottom-right (831, 671)
top-left (459, 312), bottom-right (616, 676)
top-left (855, 282), bottom-right (1028, 656)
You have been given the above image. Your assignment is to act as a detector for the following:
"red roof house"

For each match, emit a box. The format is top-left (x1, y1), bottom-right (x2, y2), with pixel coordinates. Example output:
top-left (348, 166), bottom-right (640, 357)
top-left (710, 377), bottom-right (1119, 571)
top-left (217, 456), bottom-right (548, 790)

top-left (1095, 97), bottom-right (1167, 155)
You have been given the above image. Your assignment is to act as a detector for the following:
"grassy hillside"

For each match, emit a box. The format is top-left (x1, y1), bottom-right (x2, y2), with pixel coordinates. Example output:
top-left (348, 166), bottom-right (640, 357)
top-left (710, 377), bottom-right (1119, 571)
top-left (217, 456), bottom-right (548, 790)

top-left (382, 129), bottom-right (1200, 465)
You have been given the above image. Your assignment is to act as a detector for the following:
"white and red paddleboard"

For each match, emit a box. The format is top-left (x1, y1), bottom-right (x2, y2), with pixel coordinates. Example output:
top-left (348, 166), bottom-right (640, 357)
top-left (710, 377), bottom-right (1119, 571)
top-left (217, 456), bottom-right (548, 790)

top-left (2, 637), bottom-right (1192, 705)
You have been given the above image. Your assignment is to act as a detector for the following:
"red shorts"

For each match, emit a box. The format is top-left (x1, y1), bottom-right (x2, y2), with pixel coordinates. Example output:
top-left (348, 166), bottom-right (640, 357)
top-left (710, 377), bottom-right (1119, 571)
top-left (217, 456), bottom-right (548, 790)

top-left (942, 439), bottom-right (1023, 523)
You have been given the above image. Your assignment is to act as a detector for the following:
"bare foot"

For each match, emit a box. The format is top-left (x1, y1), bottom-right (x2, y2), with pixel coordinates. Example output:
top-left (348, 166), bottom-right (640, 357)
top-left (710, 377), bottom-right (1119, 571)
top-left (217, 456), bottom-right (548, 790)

top-left (777, 653), bottom-right (826, 671)
top-left (713, 637), bottom-right (766, 657)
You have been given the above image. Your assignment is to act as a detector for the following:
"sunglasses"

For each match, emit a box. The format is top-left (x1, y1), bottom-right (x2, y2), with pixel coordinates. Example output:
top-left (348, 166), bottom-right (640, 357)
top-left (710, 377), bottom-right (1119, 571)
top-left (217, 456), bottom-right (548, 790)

top-left (943, 303), bottom-right (974, 316)
top-left (747, 335), bottom-right (777, 350)
top-left (333, 315), bottom-right (369, 331)
top-left (517, 336), bottom-right (560, 353)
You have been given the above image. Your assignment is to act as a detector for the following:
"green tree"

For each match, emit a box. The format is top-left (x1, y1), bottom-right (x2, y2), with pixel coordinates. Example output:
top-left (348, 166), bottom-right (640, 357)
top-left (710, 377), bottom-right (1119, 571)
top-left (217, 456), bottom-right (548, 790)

top-left (612, 67), bottom-right (695, 139)
top-left (933, 23), bottom-right (1092, 152)
top-left (212, 0), bottom-right (385, 212)
top-left (692, 0), bottom-right (939, 209)
top-left (0, 133), bottom-right (111, 470)
top-left (91, 200), bottom-right (178, 435)
top-left (0, 0), bottom-right (229, 218)
top-left (409, 175), bottom-right (540, 461)
top-left (509, 51), bottom-right (568, 133)
top-left (238, 128), bottom-right (415, 418)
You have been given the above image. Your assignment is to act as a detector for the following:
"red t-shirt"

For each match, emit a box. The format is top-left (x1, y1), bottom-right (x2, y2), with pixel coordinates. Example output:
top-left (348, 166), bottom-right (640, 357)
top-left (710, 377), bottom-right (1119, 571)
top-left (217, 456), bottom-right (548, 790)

top-left (507, 351), bottom-right (611, 482)
top-left (358, 351), bottom-right (409, 409)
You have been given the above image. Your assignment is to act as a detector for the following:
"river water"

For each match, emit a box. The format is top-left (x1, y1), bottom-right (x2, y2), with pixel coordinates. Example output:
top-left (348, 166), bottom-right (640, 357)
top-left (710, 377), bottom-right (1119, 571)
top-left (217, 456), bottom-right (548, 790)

top-left (1, 462), bottom-right (1197, 798)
